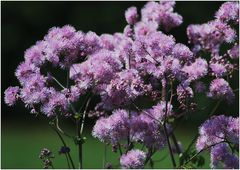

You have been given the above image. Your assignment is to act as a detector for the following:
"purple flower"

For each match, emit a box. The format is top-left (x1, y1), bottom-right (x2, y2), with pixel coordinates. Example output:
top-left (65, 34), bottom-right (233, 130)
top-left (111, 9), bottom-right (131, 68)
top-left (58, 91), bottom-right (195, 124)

top-left (134, 21), bottom-right (158, 38)
top-left (82, 31), bottom-right (102, 56)
top-left (196, 115), bottom-right (239, 151)
top-left (15, 62), bottom-right (40, 85)
top-left (125, 6), bottom-right (138, 25)
top-left (215, 2), bottom-right (239, 23)
top-left (19, 74), bottom-right (46, 105)
top-left (209, 55), bottom-right (234, 78)
top-left (223, 153), bottom-right (239, 169)
top-left (44, 25), bottom-right (78, 66)
top-left (133, 31), bottom-right (179, 79)
top-left (100, 34), bottom-right (115, 51)
top-left (41, 89), bottom-right (69, 117)
top-left (114, 35), bottom-right (134, 69)
top-left (208, 78), bottom-right (234, 103)
top-left (177, 84), bottom-right (193, 104)
top-left (4, 86), bottom-right (20, 106)
top-left (130, 112), bottom-right (166, 150)
top-left (62, 86), bottom-right (83, 103)
top-left (187, 20), bottom-right (236, 55)
top-left (43, 26), bottom-right (102, 68)
top-left (141, 1), bottom-right (161, 24)
top-left (92, 109), bottom-right (129, 145)
top-left (172, 43), bottom-right (193, 62)
top-left (92, 116), bottom-right (111, 143)
top-left (120, 149), bottom-right (146, 169)
top-left (210, 143), bottom-right (239, 169)
top-left (146, 31), bottom-right (176, 58)
top-left (70, 49), bottom-right (122, 91)
top-left (210, 62), bottom-right (227, 78)
top-left (159, 12), bottom-right (183, 32)
top-left (99, 69), bottom-right (152, 110)
top-left (150, 101), bottom-right (173, 120)
top-left (141, 1), bottom-right (182, 32)
top-left (123, 25), bottom-right (133, 38)
top-left (182, 58), bottom-right (208, 82)
top-left (24, 41), bottom-right (47, 66)
top-left (4, 3), bottom-right (239, 168)
top-left (228, 43), bottom-right (239, 59)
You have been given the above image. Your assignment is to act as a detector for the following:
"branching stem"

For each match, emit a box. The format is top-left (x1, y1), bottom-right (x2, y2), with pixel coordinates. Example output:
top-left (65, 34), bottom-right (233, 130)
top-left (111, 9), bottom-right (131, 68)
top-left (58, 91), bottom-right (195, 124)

top-left (50, 125), bottom-right (75, 169)
top-left (162, 76), bottom-right (176, 168)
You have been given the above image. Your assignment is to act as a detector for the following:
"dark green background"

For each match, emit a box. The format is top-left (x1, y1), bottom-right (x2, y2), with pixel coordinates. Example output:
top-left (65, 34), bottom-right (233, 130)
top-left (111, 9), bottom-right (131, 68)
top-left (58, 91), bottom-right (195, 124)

top-left (1, 1), bottom-right (238, 169)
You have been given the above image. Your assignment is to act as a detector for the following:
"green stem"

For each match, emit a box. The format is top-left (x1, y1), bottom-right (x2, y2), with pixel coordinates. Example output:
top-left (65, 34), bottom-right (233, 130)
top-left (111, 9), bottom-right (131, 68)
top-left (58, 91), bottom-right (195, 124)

top-left (65, 153), bottom-right (71, 169)
top-left (185, 134), bottom-right (198, 155)
top-left (78, 92), bottom-right (91, 113)
top-left (171, 133), bottom-right (181, 154)
top-left (51, 125), bottom-right (75, 169)
top-left (80, 97), bottom-right (91, 135)
top-left (56, 117), bottom-right (73, 139)
top-left (162, 77), bottom-right (176, 168)
top-left (103, 144), bottom-right (107, 168)
top-left (209, 100), bottom-right (222, 117)
top-left (118, 143), bottom-right (123, 155)
top-left (183, 141), bottom-right (226, 166)
top-left (76, 119), bottom-right (82, 169)
top-left (52, 76), bottom-right (66, 89)
top-left (144, 148), bottom-right (154, 164)
top-left (163, 122), bottom-right (176, 168)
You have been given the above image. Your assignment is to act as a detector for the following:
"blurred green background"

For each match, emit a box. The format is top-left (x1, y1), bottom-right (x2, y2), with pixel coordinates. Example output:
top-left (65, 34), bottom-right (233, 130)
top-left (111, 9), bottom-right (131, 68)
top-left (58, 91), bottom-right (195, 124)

top-left (1, 1), bottom-right (239, 169)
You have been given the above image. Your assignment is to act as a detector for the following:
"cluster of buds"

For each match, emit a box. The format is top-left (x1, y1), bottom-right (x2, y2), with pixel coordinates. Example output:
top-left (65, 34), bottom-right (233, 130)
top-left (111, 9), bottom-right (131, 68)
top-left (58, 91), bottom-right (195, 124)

top-left (39, 148), bottom-right (54, 169)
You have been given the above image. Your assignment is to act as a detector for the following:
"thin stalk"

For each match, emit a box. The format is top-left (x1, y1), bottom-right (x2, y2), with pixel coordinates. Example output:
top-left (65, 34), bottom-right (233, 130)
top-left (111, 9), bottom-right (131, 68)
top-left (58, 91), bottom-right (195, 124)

top-left (184, 99), bottom-right (223, 161)
top-left (52, 76), bottom-right (66, 89)
top-left (56, 117), bottom-right (73, 138)
top-left (103, 144), bottom-right (107, 168)
top-left (171, 133), bottom-right (181, 154)
top-left (80, 97), bottom-right (91, 134)
top-left (126, 109), bottom-right (133, 152)
top-left (185, 134), bottom-right (198, 155)
top-left (65, 154), bottom-right (71, 169)
top-left (76, 119), bottom-right (82, 169)
top-left (233, 88), bottom-right (239, 92)
top-left (77, 96), bottom-right (91, 169)
top-left (118, 143), bottom-right (123, 155)
top-left (183, 141), bottom-right (226, 166)
top-left (149, 158), bottom-right (154, 168)
top-left (162, 77), bottom-right (176, 168)
top-left (144, 148), bottom-right (155, 164)
top-left (132, 101), bottom-right (161, 123)
top-left (78, 92), bottom-right (91, 113)
top-left (163, 122), bottom-right (176, 168)
top-left (51, 126), bottom-right (75, 169)
top-left (209, 100), bottom-right (222, 117)
top-left (169, 82), bottom-right (182, 155)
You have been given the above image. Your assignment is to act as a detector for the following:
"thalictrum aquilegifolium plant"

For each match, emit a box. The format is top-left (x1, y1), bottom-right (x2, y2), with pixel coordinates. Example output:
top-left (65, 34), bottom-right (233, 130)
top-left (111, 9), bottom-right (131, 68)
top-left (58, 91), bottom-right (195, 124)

top-left (4, 1), bottom-right (239, 169)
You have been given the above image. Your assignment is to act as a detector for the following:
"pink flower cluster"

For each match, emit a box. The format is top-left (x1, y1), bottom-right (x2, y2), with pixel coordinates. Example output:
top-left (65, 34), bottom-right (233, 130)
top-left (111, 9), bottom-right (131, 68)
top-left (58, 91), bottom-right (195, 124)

top-left (196, 115), bottom-right (239, 168)
top-left (187, 2), bottom-right (238, 104)
top-left (4, 1), bottom-right (239, 168)
top-left (92, 102), bottom-right (172, 150)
